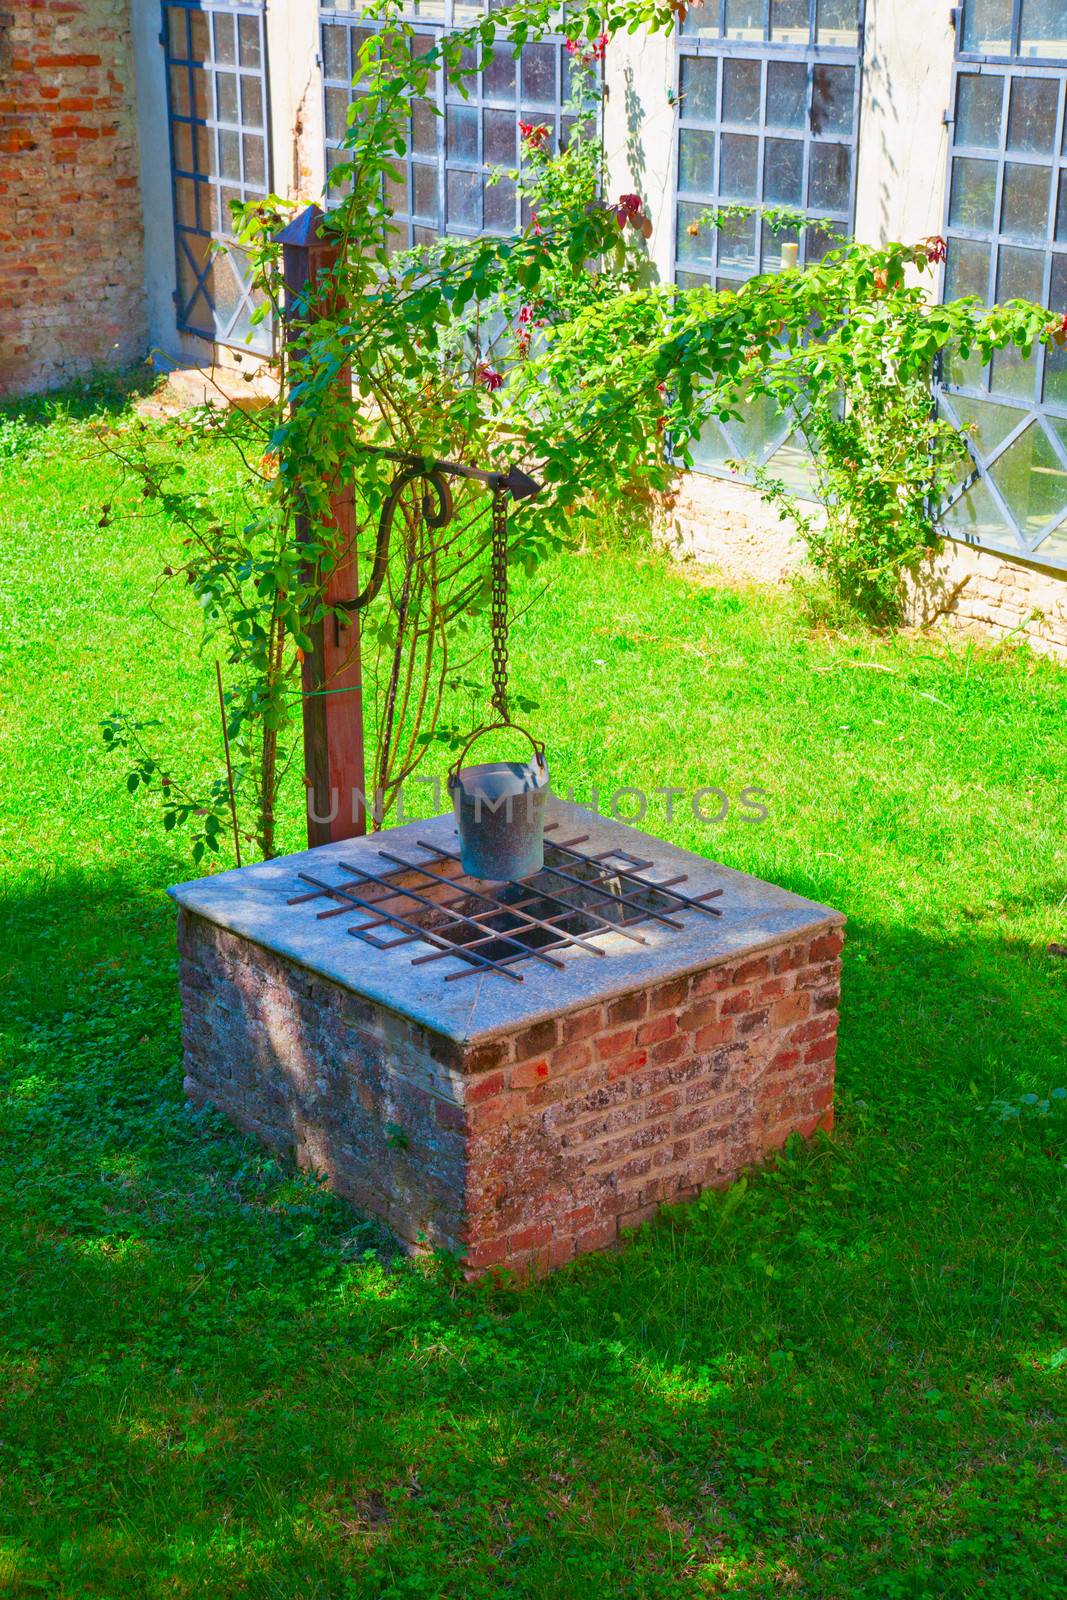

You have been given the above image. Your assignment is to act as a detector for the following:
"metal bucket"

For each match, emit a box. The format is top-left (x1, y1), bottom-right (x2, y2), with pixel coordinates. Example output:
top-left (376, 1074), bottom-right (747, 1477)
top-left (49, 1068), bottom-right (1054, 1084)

top-left (447, 724), bottom-right (550, 882)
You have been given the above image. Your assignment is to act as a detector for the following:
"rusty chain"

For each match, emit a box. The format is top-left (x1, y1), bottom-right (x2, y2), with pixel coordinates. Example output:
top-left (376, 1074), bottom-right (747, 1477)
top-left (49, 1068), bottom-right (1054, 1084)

top-left (490, 485), bottom-right (510, 722)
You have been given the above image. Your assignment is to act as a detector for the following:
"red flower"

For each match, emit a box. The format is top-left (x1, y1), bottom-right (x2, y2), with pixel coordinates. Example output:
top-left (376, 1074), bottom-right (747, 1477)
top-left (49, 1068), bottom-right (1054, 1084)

top-left (530, 209), bottom-right (543, 235)
top-left (922, 234), bottom-right (947, 265)
top-left (476, 362), bottom-right (503, 391)
top-left (519, 121), bottom-right (550, 151)
top-left (592, 32), bottom-right (608, 61)
top-left (565, 38), bottom-right (579, 55)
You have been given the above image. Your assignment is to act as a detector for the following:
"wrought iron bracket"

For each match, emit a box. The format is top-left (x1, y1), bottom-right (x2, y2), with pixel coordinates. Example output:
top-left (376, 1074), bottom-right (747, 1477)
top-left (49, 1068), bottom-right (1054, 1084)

top-left (330, 449), bottom-right (542, 642)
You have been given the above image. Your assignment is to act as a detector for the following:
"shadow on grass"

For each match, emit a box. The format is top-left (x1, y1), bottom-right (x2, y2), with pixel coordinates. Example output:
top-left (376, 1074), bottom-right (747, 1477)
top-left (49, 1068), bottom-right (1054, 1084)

top-left (0, 866), bottom-right (1064, 1596)
top-left (0, 365), bottom-right (158, 445)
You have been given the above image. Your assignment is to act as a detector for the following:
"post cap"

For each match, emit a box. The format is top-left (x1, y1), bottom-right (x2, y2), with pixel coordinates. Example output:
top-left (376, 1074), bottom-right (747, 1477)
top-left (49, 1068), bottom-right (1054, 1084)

top-left (274, 203), bottom-right (327, 248)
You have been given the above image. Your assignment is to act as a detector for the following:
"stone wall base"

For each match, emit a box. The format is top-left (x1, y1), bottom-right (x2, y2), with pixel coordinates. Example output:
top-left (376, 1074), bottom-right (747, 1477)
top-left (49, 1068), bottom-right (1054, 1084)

top-left (662, 472), bottom-right (1067, 662)
top-left (177, 908), bottom-right (842, 1279)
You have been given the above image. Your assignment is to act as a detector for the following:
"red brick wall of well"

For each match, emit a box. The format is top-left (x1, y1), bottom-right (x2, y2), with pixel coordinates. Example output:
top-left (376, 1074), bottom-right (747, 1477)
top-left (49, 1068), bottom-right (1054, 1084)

top-left (457, 930), bottom-right (844, 1277)
top-left (0, 0), bottom-right (146, 397)
top-left (176, 907), bottom-right (843, 1281)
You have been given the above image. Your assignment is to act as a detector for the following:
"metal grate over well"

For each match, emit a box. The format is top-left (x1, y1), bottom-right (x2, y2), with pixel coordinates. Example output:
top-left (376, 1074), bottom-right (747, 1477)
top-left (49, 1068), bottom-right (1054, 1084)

top-left (288, 826), bottom-right (724, 983)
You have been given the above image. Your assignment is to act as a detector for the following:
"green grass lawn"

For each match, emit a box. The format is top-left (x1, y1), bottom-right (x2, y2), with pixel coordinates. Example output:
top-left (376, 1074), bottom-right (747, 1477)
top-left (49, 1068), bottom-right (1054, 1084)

top-left (1, 384), bottom-right (1065, 1599)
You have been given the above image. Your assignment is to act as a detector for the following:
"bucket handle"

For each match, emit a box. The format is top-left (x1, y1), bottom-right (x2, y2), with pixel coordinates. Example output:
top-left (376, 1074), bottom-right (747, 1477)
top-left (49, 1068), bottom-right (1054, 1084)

top-left (447, 722), bottom-right (547, 789)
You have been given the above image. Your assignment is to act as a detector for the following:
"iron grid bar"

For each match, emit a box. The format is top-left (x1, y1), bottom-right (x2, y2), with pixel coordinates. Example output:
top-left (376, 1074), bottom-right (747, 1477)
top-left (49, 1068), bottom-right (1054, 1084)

top-left (292, 866), bottom-right (561, 980)
top-left (373, 846), bottom-right (650, 949)
top-left (289, 830), bottom-right (725, 982)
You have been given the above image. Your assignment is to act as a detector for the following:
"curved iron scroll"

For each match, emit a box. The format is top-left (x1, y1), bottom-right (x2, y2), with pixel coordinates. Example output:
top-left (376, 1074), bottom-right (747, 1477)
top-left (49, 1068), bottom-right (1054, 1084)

top-left (334, 452), bottom-right (541, 622)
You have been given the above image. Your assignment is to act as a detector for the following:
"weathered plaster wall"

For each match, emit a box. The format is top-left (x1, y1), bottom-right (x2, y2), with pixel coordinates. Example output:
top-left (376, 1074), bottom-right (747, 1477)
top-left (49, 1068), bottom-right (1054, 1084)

top-left (853, 0), bottom-right (956, 249)
top-left (0, 0), bottom-right (147, 397)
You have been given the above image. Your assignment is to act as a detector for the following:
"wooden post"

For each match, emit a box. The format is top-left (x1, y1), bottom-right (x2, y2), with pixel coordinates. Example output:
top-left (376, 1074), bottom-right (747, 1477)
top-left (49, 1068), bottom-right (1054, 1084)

top-left (276, 205), bottom-right (367, 847)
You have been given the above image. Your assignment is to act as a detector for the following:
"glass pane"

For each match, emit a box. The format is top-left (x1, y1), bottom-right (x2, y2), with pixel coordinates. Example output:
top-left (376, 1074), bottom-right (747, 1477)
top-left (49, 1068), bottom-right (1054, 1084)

top-left (723, 58), bottom-right (762, 126)
top-left (1007, 76), bottom-right (1059, 152)
top-left (990, 421), bottom-right (1067, 536)
top-left (168, 65), bottom-right (191, 119)
top-left (210, 249), bottom-right (244, 331)
top-left (218, 184), bottom-right (242, 228)
top-left (238, 16), bottom-right (261, 70)
top-left (992, 245), bottom-right (1044, 398)
top-left (1059, 173), bottom-right (1067, 237)
top-left (325, 86), bottom-right (348, 144)
top-left (186, 7), bottom-right (207, 59)
top-left (215, 71), bottom-right (238, 124)
top-left (1020, 0), bottom-right (1067, 58)
top-left (173, 120), bottom-right (194, 173)
top-left (718, 211), bottom-right (758, 271)
top-left (521, 43), bottom-right (555, 106)
top-left (384, 164), bottom-right (408, 217)
top-left (949, 156), bottom-right (998, 230)
top-left (691, 420), bottom-right (735, 470)
top-left (681, 56), bottom-right (718, 122)
top-left (724, 0), bottom-right (765, 40)
top-left (770, 0), bottom-right (810, 44)
top-left (240, 76), bottom-right (263, 129)
top-left (764, 137), bottom-right (804, 204)
top-left (1043, 253), bottom-right (1067, 400)
top-left (484, 175), bottom-right (516, 230)
top-left (808, 142), bottom-right (851, 211)
top-left (816, 0), bottom-right (859, 47)
top-left (242, 134), bottom-right (265, 190)
top-left (165, 6), bottom-right (188, 58)
top-left (212, 13), bottom-right (236, 66)
top-left (191, 65), bottom-right (210, 121)
top-left (484, 44), bottom-right (516, 99)
top-left (175, 176), bottom-right (197, 227)
top-left (962, 0), bottom-right (1014, 53)
top-left (678, 201), bottom-right (714, 266)
top-left (322, 25), bottom-right (349, 82)
top-left (940, 478), bottom-right (1015, 548)
top-left (724, 390), bottom-right (791, 459)
top-left (766, 60), bottom-right (808, 129)
top-left (997, 241), bottom-right (1046, 298)
top-left (218, 128), bottom-right (240, 181)
top-left (956, 73), bottom-right (1004, 148)
top-left (762, 218), bottom-right (800, 268)
top-left (948, 393), bottom-right (1028, 456)
top-left (679, 128), bottom-right (716, 193)
top-left (811, 65), bottom-right (854, 136)
top-left (447, 167), bottom-right (481, 229)
top-left (764, 432), bottom-right (815, 493)
top-left (945, 235), bottom-right (992, 299)
top-left (805, 223), bottom-right (839, 262)
top-left (1027, 515), bottom-right (1067, 559)
top-left (412, 162), bottom-right (439, 221)
top-left (682, 3), bottom-right (722, 36)
top-left (1001, 161), bottom-right (1053, 240)
top-left (412, 98), bottom-right (437, 157)
top-left (447, 103), bottom-right (478, 161)
top-left (483, 108), bottom-right (515, 164)
top-left (720, 133), bottom-right (759, 198)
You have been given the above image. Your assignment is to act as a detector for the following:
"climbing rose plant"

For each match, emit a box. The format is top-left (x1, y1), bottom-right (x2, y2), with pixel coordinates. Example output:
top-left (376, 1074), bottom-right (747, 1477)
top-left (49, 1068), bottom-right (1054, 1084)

top-left (100, 0), bottom-right (1065, 862)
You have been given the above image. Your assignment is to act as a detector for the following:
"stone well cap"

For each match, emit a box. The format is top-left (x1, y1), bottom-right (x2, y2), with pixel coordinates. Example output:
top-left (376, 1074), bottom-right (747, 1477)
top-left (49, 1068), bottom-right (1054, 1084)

top-left (168, 800), bottom-right (843, 1046)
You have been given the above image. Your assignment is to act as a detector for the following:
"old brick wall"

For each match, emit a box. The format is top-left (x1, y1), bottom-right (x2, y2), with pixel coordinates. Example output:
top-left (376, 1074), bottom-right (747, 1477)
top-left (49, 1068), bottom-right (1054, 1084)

top-left (459, 929), bottom-right (842, 1275)
top-left (0, 0), bottom-right (146, 397)
top-left (178, 910), bottom-right (473, 1254)
top-left (662, 473), bottom-right (1067, 661)
top-left (178, 907), bottom-right (842, 1279)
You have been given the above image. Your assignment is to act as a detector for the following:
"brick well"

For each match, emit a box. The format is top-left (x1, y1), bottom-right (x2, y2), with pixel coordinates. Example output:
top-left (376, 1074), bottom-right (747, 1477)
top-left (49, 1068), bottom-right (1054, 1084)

top-left (173, 804), bottom-right (844, 1278)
